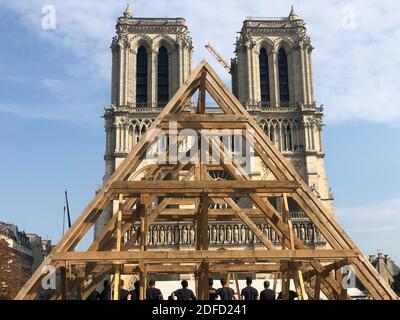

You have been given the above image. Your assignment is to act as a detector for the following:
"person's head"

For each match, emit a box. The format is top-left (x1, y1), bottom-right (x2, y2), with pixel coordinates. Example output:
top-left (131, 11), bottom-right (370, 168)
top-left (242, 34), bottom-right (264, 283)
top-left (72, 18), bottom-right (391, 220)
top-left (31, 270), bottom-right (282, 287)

top-left (181, 280), bottom-right (188, 288)
top-left (103, 280), bottom-right (109, 289)
top-left (209, 278), bottom-right (214, 287)
top-left (134, 281), bottom-right (140, 290)
top-left (264, 280), bottom-right (270, 289)
top-left (246, 276), bottom-right (252, 286)
top-left (149, 279), bottom-right (155, 288)
top-left (220, 278), bottom-right (227, 287)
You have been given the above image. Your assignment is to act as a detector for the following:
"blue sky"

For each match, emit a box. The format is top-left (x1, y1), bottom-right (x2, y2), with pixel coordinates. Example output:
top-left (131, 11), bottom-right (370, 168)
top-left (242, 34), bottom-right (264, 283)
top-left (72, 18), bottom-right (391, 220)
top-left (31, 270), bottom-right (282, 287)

top-left (0, 0), bottom-right (399, 262)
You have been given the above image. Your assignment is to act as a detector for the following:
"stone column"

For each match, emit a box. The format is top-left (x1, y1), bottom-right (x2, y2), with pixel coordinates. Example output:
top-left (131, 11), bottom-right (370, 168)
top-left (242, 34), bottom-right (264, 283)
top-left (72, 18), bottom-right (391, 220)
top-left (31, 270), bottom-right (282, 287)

top-left (288, 50), bottom-right (295, 105)
top-left (246, 45), bottom-right (253, 103)
top-left (111, 43), bottom-right (119, 104)
top-left (299, 45), bottom-right (307, 104)
top-left (251, 49), bottom-right (261, 104)
top-left (127, 48), bottom-right (137, 105)
top-left (307, 47), bottom-right (315, 103)
top-left (118, 44), bottom-right (127, 106)
top-left (270, 51), bottom-right (279, 107)
top-left (178, 44), bottom-right (183, 88)
top-left (150, 49), bottom-right (157, 107)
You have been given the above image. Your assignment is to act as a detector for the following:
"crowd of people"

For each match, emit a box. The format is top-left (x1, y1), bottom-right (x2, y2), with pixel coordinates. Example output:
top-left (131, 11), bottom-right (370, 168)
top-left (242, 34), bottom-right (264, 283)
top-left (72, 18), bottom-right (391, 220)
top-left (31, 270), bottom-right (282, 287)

top-left (88, 276), bottom-right (298, 301)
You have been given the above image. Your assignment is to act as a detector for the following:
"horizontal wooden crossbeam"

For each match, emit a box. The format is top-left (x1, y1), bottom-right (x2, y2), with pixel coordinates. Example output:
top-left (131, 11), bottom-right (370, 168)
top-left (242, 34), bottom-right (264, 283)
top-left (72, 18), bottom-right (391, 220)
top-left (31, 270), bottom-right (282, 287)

top-left (159, 114), bottom-right (250, 129)
top-left (53, 249), bottom-right (357, 263)
top-left (88, 263), bottom-right (288, 274)
top-left (109, 180), bottom-right (300, 196)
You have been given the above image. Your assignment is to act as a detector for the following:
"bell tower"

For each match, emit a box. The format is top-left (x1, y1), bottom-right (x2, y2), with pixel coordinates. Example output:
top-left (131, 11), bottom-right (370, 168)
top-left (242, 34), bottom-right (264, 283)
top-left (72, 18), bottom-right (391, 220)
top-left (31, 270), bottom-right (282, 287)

top-left (95, 5), bottom-right (193, 237)
top-left (232, 7), bottom-right (335, 217)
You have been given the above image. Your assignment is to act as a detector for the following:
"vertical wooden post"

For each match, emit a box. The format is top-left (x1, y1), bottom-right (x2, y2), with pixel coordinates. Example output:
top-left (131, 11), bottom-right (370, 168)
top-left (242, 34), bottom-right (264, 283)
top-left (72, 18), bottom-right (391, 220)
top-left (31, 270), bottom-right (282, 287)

top-left (314, 275), bottom-right (321, 300)
top-left (335, 267), bottom-right (348, 300)
top-left (196, 193), bottom-right (209, 300)
top-left (282, 272), bottom-right (290, 300)
top-left (291, 262), bottom-right (308, 300)
top-left (113, 193), bottom-right (124, 300)
top-left (283, 194), bottom-right (295, 249)
top-left (197, 70), bottom-right (206, 114)
top-left (280, 194), bottom-right (291, 300)
top-left (296, 268), bottom-right (308, 300)
top-left (139, 193), bottom-right (150, 252)
top-left (273, 272), bottom-right (278, 293)
top-left (138, 193), bottom-right (150, 300)
top-left (60, 265), bottom-right (67, 300)
top-left (234, 273), bottom-right (241, 300)
top-left (139, 261), bottom-right (147, 300)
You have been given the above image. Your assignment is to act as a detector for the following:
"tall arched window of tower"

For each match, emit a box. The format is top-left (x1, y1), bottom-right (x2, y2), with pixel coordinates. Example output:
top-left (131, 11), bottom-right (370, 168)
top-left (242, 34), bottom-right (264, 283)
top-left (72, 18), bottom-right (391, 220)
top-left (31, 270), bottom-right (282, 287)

top-left (136, 46), bottom-right (148, 106)
top-left (278, 48), bottom-right (290, 104)
top-left (259, 48), bottom-right (270, 106)
top-left (157, 46), bottom-right (169, 107)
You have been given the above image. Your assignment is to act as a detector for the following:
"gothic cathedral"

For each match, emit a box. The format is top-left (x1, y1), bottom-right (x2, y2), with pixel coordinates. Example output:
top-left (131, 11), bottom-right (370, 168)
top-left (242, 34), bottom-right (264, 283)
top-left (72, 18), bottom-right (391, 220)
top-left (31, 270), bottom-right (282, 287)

top-left (97, 5), bottom-right (334, 251)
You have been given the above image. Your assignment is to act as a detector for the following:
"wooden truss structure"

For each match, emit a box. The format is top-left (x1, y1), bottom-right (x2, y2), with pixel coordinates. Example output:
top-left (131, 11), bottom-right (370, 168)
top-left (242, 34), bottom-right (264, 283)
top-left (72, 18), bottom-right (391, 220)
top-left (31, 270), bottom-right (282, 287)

top-left (16, 61), bottom-right (398, 300)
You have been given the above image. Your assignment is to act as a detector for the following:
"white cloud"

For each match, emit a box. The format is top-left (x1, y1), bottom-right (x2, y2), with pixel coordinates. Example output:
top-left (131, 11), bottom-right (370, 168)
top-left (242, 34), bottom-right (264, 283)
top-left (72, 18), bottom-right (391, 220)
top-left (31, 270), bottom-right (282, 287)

top-left (336, 197), bottom-right (400, 261)
top-left (337, 197), bottom-right (400, 222)
top-left (1, 0), bottom-right (400, 123)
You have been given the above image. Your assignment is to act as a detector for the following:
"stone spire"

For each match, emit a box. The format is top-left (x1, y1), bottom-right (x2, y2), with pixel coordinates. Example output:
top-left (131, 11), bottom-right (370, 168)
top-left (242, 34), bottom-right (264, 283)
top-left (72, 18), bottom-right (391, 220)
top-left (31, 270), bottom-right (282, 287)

top-left (124, 3), bottom-right (133, 18)
top-left (288, 5), bottom-right (300, 21)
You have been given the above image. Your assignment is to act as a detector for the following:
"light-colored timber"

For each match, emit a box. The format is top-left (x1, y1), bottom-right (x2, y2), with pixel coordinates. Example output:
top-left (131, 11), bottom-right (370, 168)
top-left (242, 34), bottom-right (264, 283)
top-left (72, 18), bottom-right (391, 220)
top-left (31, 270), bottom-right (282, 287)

top-left (15, 60), bottom-right (399, 300)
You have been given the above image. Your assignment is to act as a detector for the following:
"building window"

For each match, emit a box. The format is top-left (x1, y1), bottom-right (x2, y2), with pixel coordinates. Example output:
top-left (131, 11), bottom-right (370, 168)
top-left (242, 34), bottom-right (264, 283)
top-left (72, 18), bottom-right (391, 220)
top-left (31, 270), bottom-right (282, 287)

top-left (157, 46), bottom-right (169, 107)
top-left (259, 48), bottom-right (270, 105)
top-left (278, 48), bottom-right (289, 104)
top-left (283, 125), bottom-right (293, 151)
top-left (136, 46), bottom-right (148, 105)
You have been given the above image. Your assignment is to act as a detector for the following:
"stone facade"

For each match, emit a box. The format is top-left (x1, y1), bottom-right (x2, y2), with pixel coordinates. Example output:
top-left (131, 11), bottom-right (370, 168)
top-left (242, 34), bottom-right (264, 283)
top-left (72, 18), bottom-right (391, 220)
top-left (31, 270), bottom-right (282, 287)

top-left (97, 6), bottom-right (334, 249)
top-left (231, 7), bottom-right (334, 216)
top-left (0, 222), bottom-right (33, 297)
top-left (369, 252), bottom-right (400, 288)
top-left (26, 234), bottom-right (52, 271)
top-left (96, 5), bottom-right (193, 237)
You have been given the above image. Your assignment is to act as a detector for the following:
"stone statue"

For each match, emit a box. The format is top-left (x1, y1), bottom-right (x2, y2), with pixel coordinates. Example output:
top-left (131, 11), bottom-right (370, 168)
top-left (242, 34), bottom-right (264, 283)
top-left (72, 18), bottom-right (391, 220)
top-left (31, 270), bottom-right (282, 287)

top-left (152, 227), bottom-right (158, 245)
top-left (212, 226), bottom-right (217, 244)
top-left (182, 226), bottom-right (188, 244)
top-left (219, 226), bottom-right (225, 243)
top-left (248, 228), bottom-right (254, 243)
top-left (174, 226), bottom-right (180, 245)
top-left (226, 226), bottom-right (232, 243)
top-left (300, 224), bottom-right (306, 241)
top-left (263, 225), bottom-right (269, 239)
top-left (189, 226), bottom-right (195, 244)
top-left (241, 226), bottom-right (246, 243)
top-left (233, 225), bottom-right (239, 243)
top-left (271, 229), bottom-right (276, 242)
top-left (293, 224), bottom-right (298, 238)
top-left (167, 227), bottom-right (173, 244)
top-left (307, 225), bottom-right (314, 243)
top-left (159, 227), bottom-right (165, 244)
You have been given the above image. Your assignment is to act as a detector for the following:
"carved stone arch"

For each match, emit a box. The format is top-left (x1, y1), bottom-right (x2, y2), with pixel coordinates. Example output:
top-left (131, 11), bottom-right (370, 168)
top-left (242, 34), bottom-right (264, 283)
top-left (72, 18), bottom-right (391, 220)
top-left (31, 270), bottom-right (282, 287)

top-left (274, 38), bottom-right (294, 54)
top-left (153, 36), bottom-right (175, 53)
top-left (270, 118), bottom-right (279, 127)
top-left (256, 38), bottom-right (274, 55)
top-left (282, 118), bottom-right (291, 130)
top-left (258, 118), bottom-right (267, 130)
top-left (131, 118), bottom-right (141, 127)
top-left (132, 35), bottom-right (153, 53)
top-left (142, 119), bottom-right (152, 129)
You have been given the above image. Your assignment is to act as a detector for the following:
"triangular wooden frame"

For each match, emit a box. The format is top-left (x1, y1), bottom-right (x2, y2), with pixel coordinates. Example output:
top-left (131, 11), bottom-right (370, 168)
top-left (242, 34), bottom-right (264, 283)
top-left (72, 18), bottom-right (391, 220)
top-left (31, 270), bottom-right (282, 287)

top-left (16, 61), bottom-right (398, 300)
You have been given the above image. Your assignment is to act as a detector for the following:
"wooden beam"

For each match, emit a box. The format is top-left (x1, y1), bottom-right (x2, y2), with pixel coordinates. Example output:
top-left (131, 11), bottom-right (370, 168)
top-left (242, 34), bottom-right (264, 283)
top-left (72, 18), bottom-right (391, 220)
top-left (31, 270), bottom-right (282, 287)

top-left (53, 249), bottom-right (357, 263)
top-left (109, 180), bottom-right (300, 196)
